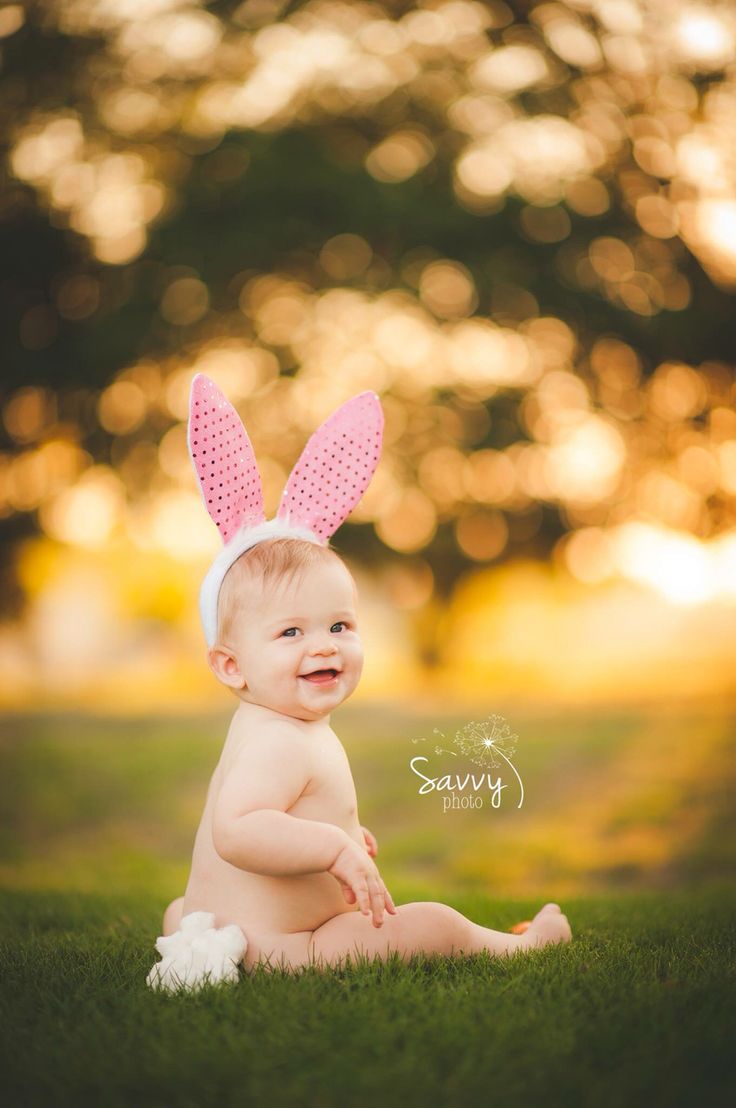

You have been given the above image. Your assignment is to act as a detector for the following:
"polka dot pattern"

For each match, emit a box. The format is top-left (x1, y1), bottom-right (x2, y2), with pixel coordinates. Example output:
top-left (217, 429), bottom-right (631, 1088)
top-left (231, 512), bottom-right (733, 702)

top-left (277, 391), bottom-right (384, 540)
top-left (187, 373), bottom-right (265, 543)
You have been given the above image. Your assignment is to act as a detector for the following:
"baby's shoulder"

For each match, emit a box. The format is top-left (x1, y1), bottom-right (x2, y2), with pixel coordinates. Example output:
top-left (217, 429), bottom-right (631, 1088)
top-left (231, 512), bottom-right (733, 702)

top-left (220, 711), bottom-right (310, 776)
top-left (233, 708), bottom-right (305, 748)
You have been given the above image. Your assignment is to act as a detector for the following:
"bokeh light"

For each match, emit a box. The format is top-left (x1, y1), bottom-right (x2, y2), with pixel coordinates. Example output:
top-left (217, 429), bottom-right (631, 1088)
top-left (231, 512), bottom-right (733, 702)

top-left (2, 0), bottom-right (736, 711)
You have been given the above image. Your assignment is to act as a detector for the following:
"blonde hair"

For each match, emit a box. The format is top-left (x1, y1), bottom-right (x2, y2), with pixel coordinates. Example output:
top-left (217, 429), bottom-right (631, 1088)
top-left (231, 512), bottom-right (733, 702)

top-left (215, 537), bottom-right (343, 646)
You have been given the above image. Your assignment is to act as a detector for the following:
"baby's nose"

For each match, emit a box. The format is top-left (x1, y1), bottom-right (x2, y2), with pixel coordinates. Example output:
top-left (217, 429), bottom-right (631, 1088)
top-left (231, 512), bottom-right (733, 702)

top-left (310, 637), bottom-right (338, 655)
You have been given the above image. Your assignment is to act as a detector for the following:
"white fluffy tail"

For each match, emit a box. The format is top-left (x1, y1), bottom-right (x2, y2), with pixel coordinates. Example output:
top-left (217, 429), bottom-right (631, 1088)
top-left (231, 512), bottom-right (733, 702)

top-left (146, 911), bottom-right (247, 993)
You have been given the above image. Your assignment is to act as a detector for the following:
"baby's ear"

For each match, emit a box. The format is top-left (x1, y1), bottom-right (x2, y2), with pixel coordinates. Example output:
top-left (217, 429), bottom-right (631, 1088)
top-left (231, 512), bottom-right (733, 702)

top-left (207, 645), bottom-right (247, 690)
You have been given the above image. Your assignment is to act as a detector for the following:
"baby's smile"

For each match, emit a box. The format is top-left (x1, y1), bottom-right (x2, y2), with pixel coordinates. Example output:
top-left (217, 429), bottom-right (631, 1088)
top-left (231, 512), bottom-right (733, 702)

top-left (299, 667), bottom-right (341, 686)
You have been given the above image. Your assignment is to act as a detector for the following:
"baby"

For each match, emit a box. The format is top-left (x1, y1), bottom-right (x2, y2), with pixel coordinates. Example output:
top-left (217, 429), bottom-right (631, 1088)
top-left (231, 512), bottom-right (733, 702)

top-left (161, 536), bottom-right (572, 974)
top-left (152, 375), bottom-right (571, 982)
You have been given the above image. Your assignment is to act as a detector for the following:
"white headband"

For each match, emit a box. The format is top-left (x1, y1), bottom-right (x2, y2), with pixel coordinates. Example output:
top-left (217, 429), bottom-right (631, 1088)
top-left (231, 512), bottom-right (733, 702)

top-left (187, 374), bottom-right (384, 648)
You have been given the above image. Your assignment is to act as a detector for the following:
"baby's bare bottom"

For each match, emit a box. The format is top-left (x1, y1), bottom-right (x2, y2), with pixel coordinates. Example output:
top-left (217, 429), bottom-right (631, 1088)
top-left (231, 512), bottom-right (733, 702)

top-left (243, 901), bottom-right (571, 974)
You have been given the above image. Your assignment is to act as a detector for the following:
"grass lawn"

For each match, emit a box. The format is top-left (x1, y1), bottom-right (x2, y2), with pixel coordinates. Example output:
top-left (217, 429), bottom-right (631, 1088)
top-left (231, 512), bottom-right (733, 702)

top-left (1, 703), bottom-right (735, 1105)
top-left (1, 884), bottom-right (735, 1107)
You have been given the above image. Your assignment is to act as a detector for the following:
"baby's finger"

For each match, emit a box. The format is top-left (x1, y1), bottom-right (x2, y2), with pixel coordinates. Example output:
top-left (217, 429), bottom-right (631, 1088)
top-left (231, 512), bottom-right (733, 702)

top-left (355, 879), bottom-right (371, 917)
top-left (342, 885), bottom-right (357, 905)
top-left (383, 885), bottom-right (398, 914)
top-left (368, 879), bottom-right (385, 927)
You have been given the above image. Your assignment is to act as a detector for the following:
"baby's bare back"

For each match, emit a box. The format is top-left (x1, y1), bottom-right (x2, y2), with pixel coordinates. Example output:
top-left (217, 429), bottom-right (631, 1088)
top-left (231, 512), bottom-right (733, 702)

top-left (182, 706), bottom-right (365, 934)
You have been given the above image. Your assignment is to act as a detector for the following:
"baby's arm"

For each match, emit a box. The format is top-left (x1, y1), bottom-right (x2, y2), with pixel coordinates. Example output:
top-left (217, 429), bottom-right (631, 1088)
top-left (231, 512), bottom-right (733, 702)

top-left (212, 729), bottom-right (395, 924)
top-left (213, 731), bottom-right (347, 876)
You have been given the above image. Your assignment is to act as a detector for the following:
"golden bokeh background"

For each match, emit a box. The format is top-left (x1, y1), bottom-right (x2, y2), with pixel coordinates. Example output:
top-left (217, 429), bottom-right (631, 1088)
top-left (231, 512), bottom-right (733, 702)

top-left (1, 0), bottom-right (735, 896)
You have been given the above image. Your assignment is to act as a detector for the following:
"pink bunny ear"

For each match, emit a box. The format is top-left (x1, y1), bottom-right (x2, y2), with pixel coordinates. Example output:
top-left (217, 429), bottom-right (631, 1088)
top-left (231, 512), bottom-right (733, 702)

top-left (188, 374), bottom-right (265, 544)
top-left (277, 391), bottom-right (383, 540)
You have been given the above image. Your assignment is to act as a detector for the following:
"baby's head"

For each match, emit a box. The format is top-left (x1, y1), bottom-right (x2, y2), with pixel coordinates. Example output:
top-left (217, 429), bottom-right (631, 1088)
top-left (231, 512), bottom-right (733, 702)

top-left (207, 537), bottom-right (363, 723)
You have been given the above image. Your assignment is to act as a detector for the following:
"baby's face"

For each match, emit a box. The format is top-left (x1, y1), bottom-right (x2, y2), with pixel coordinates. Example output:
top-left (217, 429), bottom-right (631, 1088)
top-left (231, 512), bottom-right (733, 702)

top-left (220, 558), bottom-right (364, 722)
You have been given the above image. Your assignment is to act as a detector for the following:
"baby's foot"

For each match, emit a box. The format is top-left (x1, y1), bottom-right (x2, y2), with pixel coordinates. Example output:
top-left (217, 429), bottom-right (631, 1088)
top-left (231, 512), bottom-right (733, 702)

top-left (519, 902), bottom-right (571, 950)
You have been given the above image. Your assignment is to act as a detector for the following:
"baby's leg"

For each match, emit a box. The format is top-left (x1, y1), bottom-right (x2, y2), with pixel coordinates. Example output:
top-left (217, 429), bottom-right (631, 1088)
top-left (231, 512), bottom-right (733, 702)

top-left (162, 896), bottom-right (185, 936)
top-left (306, 901), bottom-right (571, 970)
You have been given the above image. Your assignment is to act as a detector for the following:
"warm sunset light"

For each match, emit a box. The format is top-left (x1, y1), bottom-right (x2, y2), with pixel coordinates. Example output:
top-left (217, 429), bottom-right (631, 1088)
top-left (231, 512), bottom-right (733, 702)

top-left (2, 13), bottom-right (734, 1098)
top-left (2, 0), bottom-right (736, 710)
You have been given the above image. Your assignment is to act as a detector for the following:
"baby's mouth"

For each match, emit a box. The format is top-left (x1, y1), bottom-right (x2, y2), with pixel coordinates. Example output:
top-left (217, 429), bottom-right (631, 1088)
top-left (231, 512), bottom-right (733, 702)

top-left (300, 668), bottom-right (341, 685)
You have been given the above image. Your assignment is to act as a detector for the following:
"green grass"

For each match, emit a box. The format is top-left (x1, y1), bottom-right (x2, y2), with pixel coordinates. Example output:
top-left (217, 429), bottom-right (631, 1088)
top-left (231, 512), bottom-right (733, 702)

top-left (1, 885), bottom-right (735, 1107)
top-left (2, 700), bottom-right (735, 896)
top-left (1, 704), bottom-right (735, 1104)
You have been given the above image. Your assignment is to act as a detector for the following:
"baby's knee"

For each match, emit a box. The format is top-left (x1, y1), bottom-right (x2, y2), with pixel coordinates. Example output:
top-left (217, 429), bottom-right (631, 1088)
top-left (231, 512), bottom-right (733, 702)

top-left (403, 901), bottom-right (474, 955)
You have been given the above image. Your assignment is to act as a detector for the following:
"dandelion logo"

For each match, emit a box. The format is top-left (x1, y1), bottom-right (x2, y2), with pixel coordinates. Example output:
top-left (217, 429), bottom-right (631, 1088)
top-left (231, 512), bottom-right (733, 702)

top-left (409, 713), bottom-right (524, 812)
top-left (454, 715), bottom-right (524, 808)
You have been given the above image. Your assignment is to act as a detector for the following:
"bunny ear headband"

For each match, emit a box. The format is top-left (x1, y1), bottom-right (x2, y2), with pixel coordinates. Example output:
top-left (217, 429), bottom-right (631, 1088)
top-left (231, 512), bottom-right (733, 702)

top-left (187, 374), bottom-right (384, 648)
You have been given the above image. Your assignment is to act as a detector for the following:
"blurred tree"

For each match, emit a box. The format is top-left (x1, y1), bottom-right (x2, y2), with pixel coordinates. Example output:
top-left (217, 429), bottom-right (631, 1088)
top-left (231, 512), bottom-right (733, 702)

top-left (1, 0), bottom-right (735, 643)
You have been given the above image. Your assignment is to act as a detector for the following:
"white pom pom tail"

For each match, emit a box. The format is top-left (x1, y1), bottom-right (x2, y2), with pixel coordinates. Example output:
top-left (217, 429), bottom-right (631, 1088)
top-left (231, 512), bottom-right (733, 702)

top-left (146, 912), bottom-right (248, 993)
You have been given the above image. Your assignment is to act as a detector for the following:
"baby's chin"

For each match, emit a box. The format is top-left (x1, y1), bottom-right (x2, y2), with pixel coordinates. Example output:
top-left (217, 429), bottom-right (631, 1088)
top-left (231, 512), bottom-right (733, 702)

top-left (239, 682), bottom-right (355, 722)
top-left (236, 686), bottom-right (350, 722)
top-left (298, 667), bottom-right (360, 705)
top-left (293, 681), bottom-right (357, 719)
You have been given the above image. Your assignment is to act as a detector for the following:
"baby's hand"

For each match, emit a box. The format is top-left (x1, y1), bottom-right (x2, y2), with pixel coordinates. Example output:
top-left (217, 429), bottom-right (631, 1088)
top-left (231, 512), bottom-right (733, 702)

top-left (328, 840), bottom-right (397, 927)
top-left (361, 826), bottom-right (378, 857)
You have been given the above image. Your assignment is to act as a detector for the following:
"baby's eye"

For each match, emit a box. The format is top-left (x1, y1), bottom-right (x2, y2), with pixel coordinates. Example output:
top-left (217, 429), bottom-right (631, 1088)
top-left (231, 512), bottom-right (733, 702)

top-left (330, 621), bottom-right (348, 633)
top-left (281, 627), bottom-right (299, 637)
